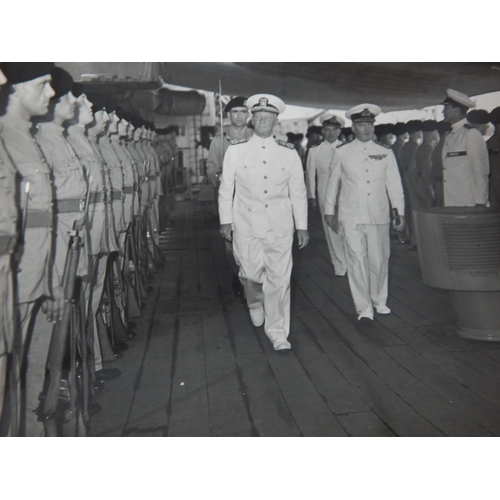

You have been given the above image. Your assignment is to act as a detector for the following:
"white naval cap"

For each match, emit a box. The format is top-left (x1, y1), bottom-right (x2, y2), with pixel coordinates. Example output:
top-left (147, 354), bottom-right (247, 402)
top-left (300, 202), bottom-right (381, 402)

top-left (441, 89), bottom-right (476, 109)
top-left (345, 103), bottom-right (381, 122)
top-left (319, 112), bottom-right (345, 128)
top-left (246, 94), bottom-right (286, 115)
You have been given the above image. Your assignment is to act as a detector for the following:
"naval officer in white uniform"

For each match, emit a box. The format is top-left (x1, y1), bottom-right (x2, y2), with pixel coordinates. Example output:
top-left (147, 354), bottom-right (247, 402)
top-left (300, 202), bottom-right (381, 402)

top-left (324, 104), bottom-right (406, 321)
top-left (218, 94), bottom-right (309, 351)
top-left (306, 112), bottom-right (347, 276)
top-left (440, 89), bottom-right (489, 207)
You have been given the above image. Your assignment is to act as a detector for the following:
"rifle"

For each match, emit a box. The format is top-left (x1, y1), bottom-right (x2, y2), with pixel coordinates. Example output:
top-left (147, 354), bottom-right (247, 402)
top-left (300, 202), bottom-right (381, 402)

top-left (134, 213), bottom-right (150, 296)
top-left (41, 181), bottom-right (92, 436)
top-left (122, 225), bottom-right (143, 319)
top-left (103, 252), bottom-right (130, 347)
top-left (40, 223), bottom-right (83, 435)
top-left (145, 204), bottom-right (163, 268)
top-left (5, 181), bottom-right (32, 436)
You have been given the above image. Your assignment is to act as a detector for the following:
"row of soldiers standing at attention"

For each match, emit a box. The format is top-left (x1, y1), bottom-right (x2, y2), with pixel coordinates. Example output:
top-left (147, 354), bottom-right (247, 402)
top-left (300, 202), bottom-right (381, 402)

top-left (0, 63), bottom-right (179, 436)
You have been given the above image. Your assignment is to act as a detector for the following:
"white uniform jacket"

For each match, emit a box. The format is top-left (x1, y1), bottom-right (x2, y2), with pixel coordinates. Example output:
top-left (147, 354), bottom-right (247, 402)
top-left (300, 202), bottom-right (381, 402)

top-left (324, 138), bottom-right (405, 225)
top-left (442, 118), bottom-right (489, 207)
top-left (306, 139), bottom-right (341, 207)
top-left (219, 134), bottom-right (308, 238)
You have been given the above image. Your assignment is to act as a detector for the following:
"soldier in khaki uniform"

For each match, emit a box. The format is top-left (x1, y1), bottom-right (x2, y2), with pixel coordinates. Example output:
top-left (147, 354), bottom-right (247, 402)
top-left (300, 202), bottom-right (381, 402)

top-left (0, 62), bottom-right (55, 436)
top-left (431, 121), bottom-right (452, 207)
top-left (207, 96), bottom-right (253, 295)
top-left (66, 84), bottom-right (117, 373)
top-left (85, 93), bottom-right (120, 255)
top-left (84, 93), bottom-right (125, 369)
top-left (130, 117), bottom-right (149, 218)
top-left (399, 120), bottom-right (423, 243)
top-left (111, 108), bottom-right (138, 231)
top-left (391, 122), bottom-right (409, 166)
top-left (35, 66), bottom-right (89, 305)
top-left (142, 123), bottom-right (161, 251)
top-left (0, 68), bottom-right (19, 431)
top-left (219, 94), bottom-right (309, 351)
top-left (413, 121), bottom-right (439, 211)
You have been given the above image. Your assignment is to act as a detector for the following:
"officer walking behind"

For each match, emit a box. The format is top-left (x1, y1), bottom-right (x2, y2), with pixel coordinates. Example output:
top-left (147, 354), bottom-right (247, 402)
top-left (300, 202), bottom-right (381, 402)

top-left (207, 96), bottom-right (253, 296)
top-left (218, 94), bottom-right (309, 351)
top-left (306, 112), bottom-right (347, 276)
top-left (440, 89), bottom-right (489, 207)
top-left (324, 104), bottom-right (406, 322)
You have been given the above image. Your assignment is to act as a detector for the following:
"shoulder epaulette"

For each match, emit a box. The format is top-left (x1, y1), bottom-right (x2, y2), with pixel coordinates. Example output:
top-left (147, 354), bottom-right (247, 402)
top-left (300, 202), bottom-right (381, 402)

top-left (337, 139), bottom-right (353, 148)
top-left (464, 123), bottom-right (474, 130)
top-left (276, 139), bottom-right (295, 149)
top-left (230, 137), bottom-right (250, 146)
top-left (310, 143), bottom-right (320, 149)
top-left (374, 139), bottom-right (391, 149)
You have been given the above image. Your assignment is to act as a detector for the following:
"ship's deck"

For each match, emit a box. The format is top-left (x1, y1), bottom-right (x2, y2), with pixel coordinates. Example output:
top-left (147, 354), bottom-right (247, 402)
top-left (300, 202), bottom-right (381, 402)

top-left (89, 197), bottom-right (500, 437)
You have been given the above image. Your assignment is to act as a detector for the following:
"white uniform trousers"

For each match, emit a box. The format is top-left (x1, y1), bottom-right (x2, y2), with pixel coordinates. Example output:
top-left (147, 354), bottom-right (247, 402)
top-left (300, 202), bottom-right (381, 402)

top-left (341, 222), bottom-right (390, 314)
top-left (319, 205), bottom-right (347, 275)
top-left (233, 229), bottom-right (293, 344)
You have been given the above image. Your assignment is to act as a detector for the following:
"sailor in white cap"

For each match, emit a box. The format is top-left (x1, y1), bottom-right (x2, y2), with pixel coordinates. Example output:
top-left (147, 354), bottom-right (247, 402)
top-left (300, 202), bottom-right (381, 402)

top-left (218, 93), bottom-right (309, 351)
top-left (324, 103), bottom-right (405, 321)
top-left (306, 112), bottom-right (347, 276)
top-left (441, 89), bottom-right (490, 207)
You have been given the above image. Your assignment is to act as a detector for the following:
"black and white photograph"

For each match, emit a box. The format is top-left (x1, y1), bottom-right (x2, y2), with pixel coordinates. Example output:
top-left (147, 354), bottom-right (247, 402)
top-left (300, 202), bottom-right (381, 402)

top-left (2, 2), bottom-right (499, 498)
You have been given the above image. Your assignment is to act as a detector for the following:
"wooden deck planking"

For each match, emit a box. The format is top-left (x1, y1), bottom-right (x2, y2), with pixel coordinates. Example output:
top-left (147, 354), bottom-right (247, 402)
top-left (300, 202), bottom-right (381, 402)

top-left (197, 234), bottom-right (253, 437)
top-left (296, 310), bottom-right (443, 436)
top-left (90, 264), bottom-right (168, 436)
top-left (88, 199), bottom-right (500, 436)
top-left (382, 344), bottom-right (500, 435)
top-left (390, 326), bottom-right (500, 408)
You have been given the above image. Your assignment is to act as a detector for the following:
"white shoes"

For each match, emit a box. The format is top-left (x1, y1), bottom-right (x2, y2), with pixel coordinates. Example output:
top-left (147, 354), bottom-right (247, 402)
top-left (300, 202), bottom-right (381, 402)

top-left (357, 307), bottom-right (374, 321)
top-left (273, 339), bottom-right (291, 351)
top-left (375, 305), bottom-right (391, 315)
top-left (249, 306), bottom-right (290, 351)
top-left (249, 306), bottom-right (265, 327)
